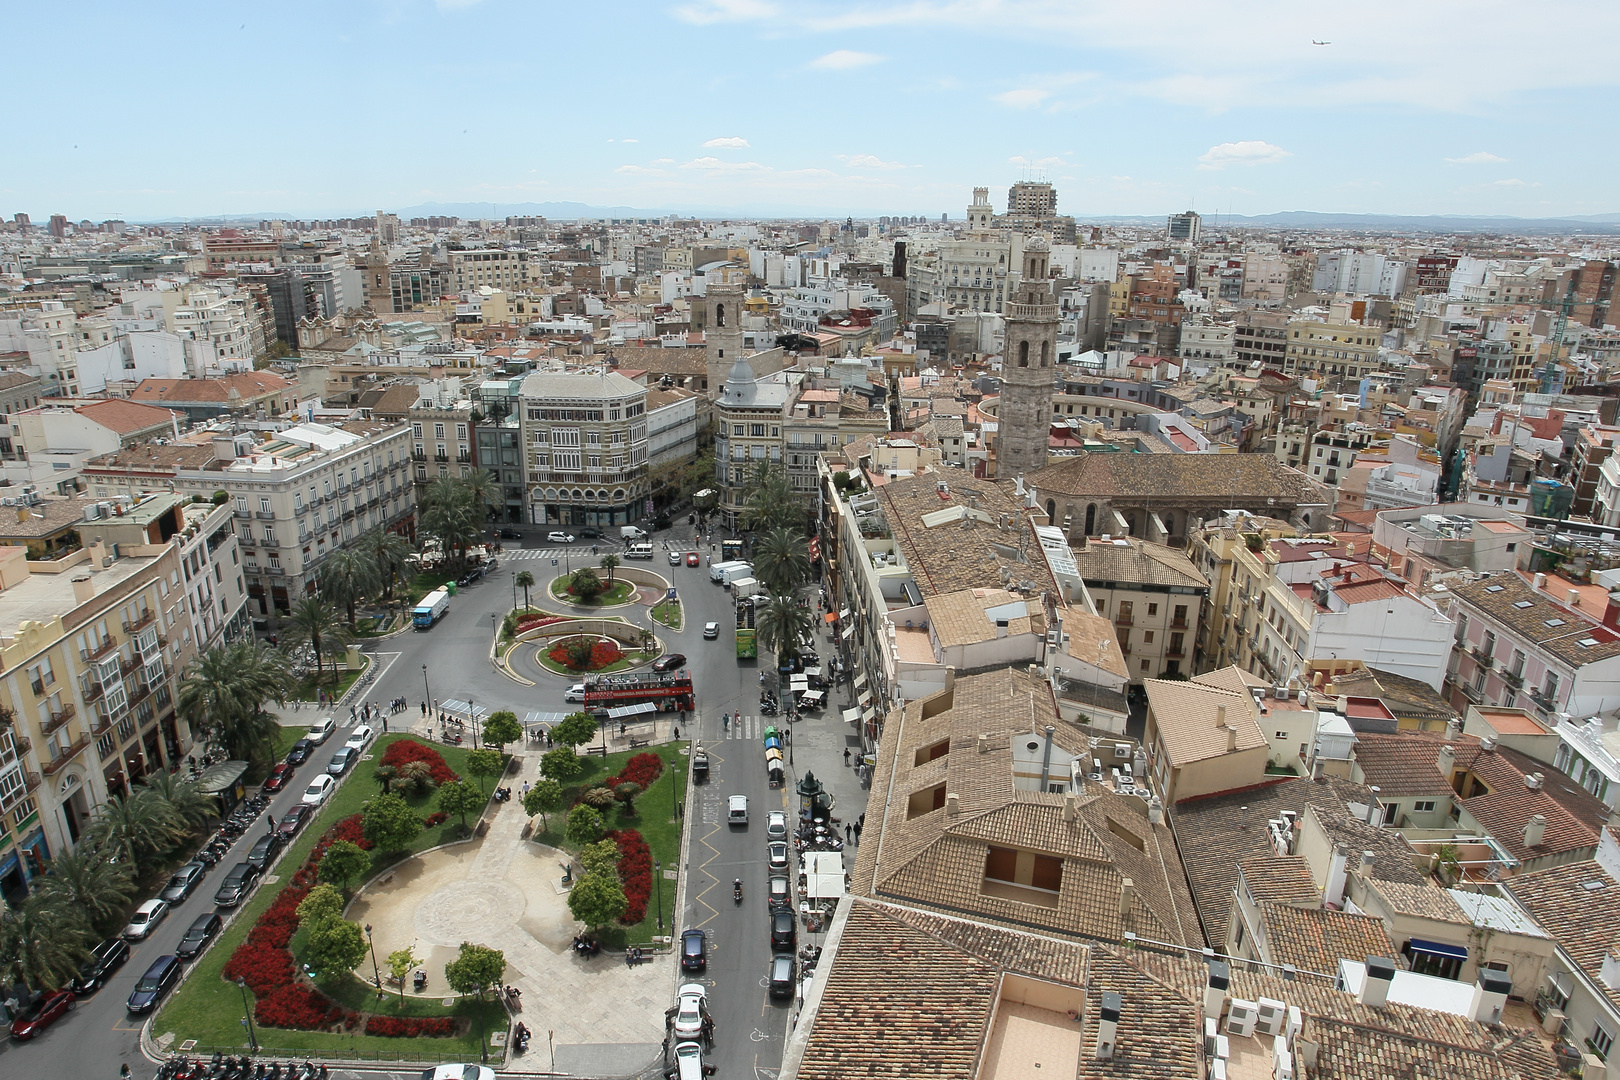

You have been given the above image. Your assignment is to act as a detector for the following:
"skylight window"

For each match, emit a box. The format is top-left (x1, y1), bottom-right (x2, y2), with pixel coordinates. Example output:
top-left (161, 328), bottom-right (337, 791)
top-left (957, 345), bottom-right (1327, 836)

top-left (1485, 584), bottom-right (1504, 592)
top-left (1580, 638), bottom-right (1599, 648)
top-left (1513, 601), bottom-right (1533, 609)
top-left (1545, 619), bottom-right (1566, 627)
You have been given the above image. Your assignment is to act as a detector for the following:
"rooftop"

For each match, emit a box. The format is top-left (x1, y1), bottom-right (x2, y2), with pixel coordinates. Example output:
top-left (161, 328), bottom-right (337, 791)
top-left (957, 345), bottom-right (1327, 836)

top-left (1070, 535), bottom-right (1208, 590)
top-left (1145, 675), bottom-right (1268, 767)
top-left (1028, 451), bottom-right (1327, 506)
top-left (1448, 572), bottom-right (1620, 666)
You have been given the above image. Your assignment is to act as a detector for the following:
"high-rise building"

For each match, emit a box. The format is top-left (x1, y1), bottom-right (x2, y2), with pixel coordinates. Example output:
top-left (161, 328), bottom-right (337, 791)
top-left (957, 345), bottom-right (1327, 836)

top-left (1007, 181), bottom-right (1056, 216)
top-left (1167, 210), bottom-right (1201, 245)
top-left (995, 236), bottom-right (1058, 478)
top-left (375, 211), bottom-right (400, 245)
top-left (47, 214), bottom-right (68, 239)
top-left (519, 371), bottom-right (650, 528)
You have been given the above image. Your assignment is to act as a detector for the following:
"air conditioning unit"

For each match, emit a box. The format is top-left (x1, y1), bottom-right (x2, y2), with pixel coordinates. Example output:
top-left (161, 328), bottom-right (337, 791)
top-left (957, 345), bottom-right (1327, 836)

top-left (1255, 997), bottom-right (1287, 1036)
top-left (1114, 743), bottom-right (1131, 758)
top-left (1047, 630), bottom-right (1062, 647)
top-left (1204, 1017), bottom-right (1219, 1057)
top-left (1226, 999), bottom-right (1258, 1037)
top-left (1209, 1061), bottom-right (1228, 1080)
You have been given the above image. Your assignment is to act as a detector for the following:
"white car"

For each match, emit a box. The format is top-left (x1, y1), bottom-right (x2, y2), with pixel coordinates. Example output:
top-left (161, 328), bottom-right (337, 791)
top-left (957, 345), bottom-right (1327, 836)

top-left (672, 1040), bottom-right (708, 1080)
top-left (547, 531), bottom-right (575, 544)
top-left (728, 794), bottom-right (748, 826)
top-left (123, 898), bottom-right (169, 940)
top-left (673, 983), bottom-right (708, 1041)
top-left (302, 774), bottom-right (336, 807)
top-left (420, 1067), bottom-right (496, 1080)
top-left (766, 810), bottom-right (788, 840)
top-left (668, 549), bottom-right (683, 566)
top-left (703, 622), bottom-right (719, 640)
top-left (767, 841), bottom-right (790, 872)
top-left (306, 717), bottom-right (337, 744)
top-left (344, 724), bottom-right (374, 750)
top-left (564, 683), bottom-right (586, 703)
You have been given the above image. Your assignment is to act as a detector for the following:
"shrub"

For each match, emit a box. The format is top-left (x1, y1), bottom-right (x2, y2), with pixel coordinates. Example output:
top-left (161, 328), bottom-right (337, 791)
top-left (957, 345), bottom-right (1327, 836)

top-left (379, 739), bottom-right (459, 787)
top-left (607, 752), bottom-right (663, 790)
top-left (609, 829), bottom-right (653, 924)
top-left (365, 1015), bottom-right (457, 1037)
top-left (255, 984), bottom-right (356, 1030)
top-left (579, 786), bottom-right (617, 809)
top-left (424, 811), bottom-right (447, 827)
top-left (515, 615), bottom-right (566, 635)
top-left (547, 636), bottom-right (624, 672)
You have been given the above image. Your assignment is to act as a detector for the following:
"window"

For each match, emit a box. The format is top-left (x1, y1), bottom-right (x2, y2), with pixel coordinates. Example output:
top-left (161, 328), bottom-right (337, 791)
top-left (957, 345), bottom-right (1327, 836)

top-left (1413, 800), bottom-right (1437, 813)
top-left (1591, 1023), bottom-right (1614, 1062)
top-left (1147, 603), bottom-right (1158, 616)
top-left (985, 846), bottom-right (1017, 883)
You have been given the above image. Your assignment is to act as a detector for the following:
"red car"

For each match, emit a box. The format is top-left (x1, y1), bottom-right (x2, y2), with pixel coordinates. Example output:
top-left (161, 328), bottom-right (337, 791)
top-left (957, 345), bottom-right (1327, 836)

top-left (10, 989), bottom-right (74, 1039)
top-left (262, 762), bottom-right (295, 792)
top-left (686, 552), bottom-right (700, 566)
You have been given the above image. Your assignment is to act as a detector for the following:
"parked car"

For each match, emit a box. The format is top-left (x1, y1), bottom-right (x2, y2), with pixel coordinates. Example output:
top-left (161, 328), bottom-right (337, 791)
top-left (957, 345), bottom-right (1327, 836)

top-left (672, 1039), bottom-right (709, 1080)
top-left (680, 928), bottom-right (707, 972)
top-left (564, 683), bottom-right (586, 703)
top-left (767, 875), bottom-right (791, 912)
top-left (70, 937), bottom-right (129, 995)
top-left (703, 622), bottom-right (719, 640)
top-left (326, 747), bottom-right (357, 776)
top-left (344, 724), bottom-right (375, 750)
top-left (307, 718), bottom-right (337, 744)
top-left (456, 568), bottom-right (483, 588)
top-left (126, 955), bottom-right (181, 1014)
top-left (213, 862), bottom-right (260, 908)
top-left (652, 653), bottom-right (687, 673)
top-left (673, 983), bottom-right (708, 1041)
top-left (159, 862), bottom-right (208, 904)
top-left (768, 953), bottom-right (796, 999)
top-left (246, 832), bottom-right (282, 870)
top-left (547, 531), bottom-right (575, 544)
top-left (303, 774), bottom-right (337, 805)
top-left (767, 841), bottom-right (789, 872)
top-left (692, 749), bottom-right (709, 783)
top-left (123, 899), bottom-right (169, 941)
top-left (276, 803), bottom-right (313, 839)
top-left (176, 912), bottom-right (223, 961)
top-left (262, 762), bottom-right (295, 792)
top-left (420, 1066), bottom-right (496, 1080)
top-left (771, 909), bottom-right (797, 951)
top-left (285, 738), bottom-right (314, 766)
top-left (686, 552), bottom-right (701, 567)
top-left (728, 794), bottom-right (748, 826)
top-left (765, 811), bottom-right (788, 840)
top-left (10, 989), bottom-right (74, 1039)
top-left (668, 549), bottom-right (683, 566)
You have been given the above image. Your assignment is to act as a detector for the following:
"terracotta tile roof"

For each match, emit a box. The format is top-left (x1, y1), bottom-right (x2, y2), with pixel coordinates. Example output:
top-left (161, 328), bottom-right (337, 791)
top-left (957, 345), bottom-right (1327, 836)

top-left (1366, 878), bottom-right (1470, 924)
top-left (876, 472), bottom-right (1059, 600)
top-left (1325, 666), bottom-right (1460, 725)
top-left (1238, 855), bottom-right (1322, 907)
top-left (1449, 572), bottom-right (1620, 666)
top-left (1070, 535), bottom-right (1208, 589)
top-left (1505, 861), bottom-right (1620, 1016)
top-left (1259, 901), bottom-right (1397, 974)
top-left (1144, 677), bottom-right (1268, 766)
top-left (129, 371), bottom-right (292, 405)
top-left (69, 398), bottom-right (180, 436)
top-left (923, 588), bottom-right (1042, 649)
top-left (1028, 450), bottom-right (1327, 506)
top-left (1463, 788), bottom-right (1598, 863)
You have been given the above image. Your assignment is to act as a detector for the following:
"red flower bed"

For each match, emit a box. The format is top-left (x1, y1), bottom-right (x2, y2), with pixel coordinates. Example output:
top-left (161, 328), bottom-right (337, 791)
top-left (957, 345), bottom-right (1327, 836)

top-left (379, 738), bottom-right (459, 786)
top-left (515, 615), bottom-right (566, 634)
top-left (365, 1015), bottom-right (458, 1037)
top-left (607, 752), bottom-right (664, 791)
top-left (548, 636), bottom-right (624, 672)
top-left (424, 811), bottom-right (447, 827)
top-left (256, 984), bottom-right (355, 1031)
top-left (223, 941), bottom-right (295, 997)
top-left (609, 829), bottom-right (653, 924)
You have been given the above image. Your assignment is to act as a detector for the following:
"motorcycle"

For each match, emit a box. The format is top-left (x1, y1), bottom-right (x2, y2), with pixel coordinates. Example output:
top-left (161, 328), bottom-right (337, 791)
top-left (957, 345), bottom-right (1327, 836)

top-left (733, 879), bottom-right (743, 904)
top-left (413, 969), bottom-right (427, 991)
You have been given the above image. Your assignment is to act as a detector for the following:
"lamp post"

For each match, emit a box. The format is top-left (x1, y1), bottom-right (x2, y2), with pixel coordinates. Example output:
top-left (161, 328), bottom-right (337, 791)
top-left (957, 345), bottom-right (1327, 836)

top-left (422, 664), bottom-right (432, 714)
top-left (364, 923), bottom-right (382, 997)
top-left (470, 696), bottom-right (479, 749)
top-left (491, 611), bottom-right (498, 641)
top-left (236, 977), bottom-right (259, 1052)
top-left (653, 858), bottom-right (664, 932)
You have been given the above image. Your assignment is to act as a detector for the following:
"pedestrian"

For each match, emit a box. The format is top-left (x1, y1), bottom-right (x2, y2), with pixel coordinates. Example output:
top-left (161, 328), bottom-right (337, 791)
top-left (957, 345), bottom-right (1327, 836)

top-left (120, 1065), bottom-right (131, 1079)
top-left (266, 813), bottom-right (275, 831)
top-left (853, 820), bottom-right (863, 842)
top-left (382, 716), bottom-right (389, 734)
top-left (845, 823), bottom-right (852, 843)
top-left (522, 780), bottom-right (530, 798)
top-left (843, 748), bottom-right (851, 767)
top-left (421, 701), bottom-right (427, 716)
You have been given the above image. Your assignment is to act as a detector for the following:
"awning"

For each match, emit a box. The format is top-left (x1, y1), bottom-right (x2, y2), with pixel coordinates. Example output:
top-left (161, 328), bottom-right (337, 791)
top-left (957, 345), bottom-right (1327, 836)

top-left (857, 690), bottom-right (873, 707)
top-left (842, 708), bottom-right (861, 725)
top-left (824, 612), bottom-right (838, 624)
top-left (523, 711), bottom-right (571, 730)
top-left (1406, 938), bottom-right (1468, 961)
top-left (838, 608), bottom-right (851, 621)
top-left (841, 626), bottom-right (854, 640)
top-left (789, 675), bottom-right (809, 689)
top-left (195, 760), bottom-right (250, 795)
top-left (607, 701), bottom-right (658, 720)
top-left (853, 672), bottom-right (868, 690)
top-left (861, 708), bottom-right (876, 724)
top-left (800, 690), bottom-right (825, 707)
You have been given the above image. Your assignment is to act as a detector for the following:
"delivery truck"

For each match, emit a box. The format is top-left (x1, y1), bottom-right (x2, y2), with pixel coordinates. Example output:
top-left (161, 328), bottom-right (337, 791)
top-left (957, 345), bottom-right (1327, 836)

top-left (412, 587), bottom-right (449, 629)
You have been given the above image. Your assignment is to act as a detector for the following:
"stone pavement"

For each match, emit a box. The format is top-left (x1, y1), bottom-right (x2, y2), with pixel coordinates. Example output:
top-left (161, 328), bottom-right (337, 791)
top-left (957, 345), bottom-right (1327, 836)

top-left (345, 750), bottom-right (668, 1077)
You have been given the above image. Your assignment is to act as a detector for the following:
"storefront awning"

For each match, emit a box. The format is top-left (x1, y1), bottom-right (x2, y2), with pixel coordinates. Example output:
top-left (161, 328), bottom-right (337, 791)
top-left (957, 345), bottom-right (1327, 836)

top-left (840, 626), bottom-right (854, 640)
top-left (857, 690), bottom-right (872, 707)
top-left (838, 608), bottom-right (851, 621)
top-left (842, 708), bottom-right (861, 725)
top-left (1407, 938), bottom-right (1468, 961)
top-left (853, 672), bottom-right (868, 690)
top-left (861, 708), bottom-right (876, 724)
top-left (824, 612), bottom-right (838, 624)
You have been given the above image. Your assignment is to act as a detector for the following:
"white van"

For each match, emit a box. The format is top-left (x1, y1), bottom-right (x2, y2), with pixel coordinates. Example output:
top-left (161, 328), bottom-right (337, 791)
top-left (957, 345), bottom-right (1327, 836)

top-left (719, 563), bottom-right (754, 587)
top-left (727, 794), bottom-right (749, 826)
top-left (620, 525), bottom-right (648, 542)
top-left (709, 560), bottom-right (749, 584)
top-left (625, 542), bottom-right (654, 560)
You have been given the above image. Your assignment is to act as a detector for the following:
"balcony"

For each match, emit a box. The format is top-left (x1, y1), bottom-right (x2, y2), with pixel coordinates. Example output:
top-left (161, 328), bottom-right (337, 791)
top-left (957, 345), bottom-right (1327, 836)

top-left (411, 451), bottom-right (427, 462)
top-left (1529, 687), bottom-right (1556, 711)
top-left (42, 734), bottom-right (89, 775)
top-left (1171, 617), bottom-right (1189, 629)
top-left (234, 508), bottom-right (252, 519)
top-left (84, 637), bottom-right (118, 663)
top-left (123, 610), bottom-right (155, 635)
top-left (89, 711), bottom-right (113, 736)
top-left (1113, 614), bottom-right (1134, 627)
top-left (1166, 648), bottom-right (1186, 659)
top-left (1458, 682), bottom-right (1485, 704)
top-left (41, 706), bottom-right (75, 736)
top-left (1502, 669), bottom-right (1524, 688)
top-left (120, 655), bottom-right (141, 676)
top-left (10, 735), bottom-right (30, 755)
top-left (1470, 647), bottom-right (1495, 669)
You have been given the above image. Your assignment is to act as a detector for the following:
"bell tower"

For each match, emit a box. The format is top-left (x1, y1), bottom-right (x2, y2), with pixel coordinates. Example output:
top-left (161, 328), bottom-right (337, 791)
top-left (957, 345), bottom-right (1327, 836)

top-left (967, 187), bottom-right (994, 233)
top-left (705, 281), bottom-right (745, 399)
top-left (994, 235), bottom-right (1058, 478)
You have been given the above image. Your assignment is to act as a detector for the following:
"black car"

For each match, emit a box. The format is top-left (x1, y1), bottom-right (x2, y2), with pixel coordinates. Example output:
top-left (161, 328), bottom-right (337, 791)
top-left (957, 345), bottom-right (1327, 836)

top-left (159, 861), bottom-right (208, 904)
top-left (680, 928), bottom-right (706, 972)
top-left (579, 527), bottom-right (602, 539)
top-left (498, 528), bottom-right (522, 539)
top-left (285, 738), bottom-right (314, 766)
top-left (457, 567), bottom-right (484, 587)
top-left (176, 912), bottom-right (224, 961)
top-left (213, 861), bottom-right (260, 907)
top-left (652, 653), bottom-right (687, 673)
top-left (768, 953), bottom-right (796, 999)
top-left (246, 832), bottom-right (282, 870)
top-left (70, 937), bottom-right (130, 995)
top-left (126, 955), bottom-right (181, 1014)
top-left (770, 910), bottom-right (796, 951)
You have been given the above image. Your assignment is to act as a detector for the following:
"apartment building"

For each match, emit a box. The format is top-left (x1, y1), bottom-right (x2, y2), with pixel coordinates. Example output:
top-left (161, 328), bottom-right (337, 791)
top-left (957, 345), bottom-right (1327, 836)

top-left (448, 249), bottom-right (531, 294)
top-left (1072, 536), bottom-right (1207, 682)
top-left (713, 358), bottom-right (792, 529)
top-left (407, 403), bottom-right (478, 485)
top-left (518, 370), bottom-right (650, 529)
top-left (1284, 315), bottom-right (1382, 379)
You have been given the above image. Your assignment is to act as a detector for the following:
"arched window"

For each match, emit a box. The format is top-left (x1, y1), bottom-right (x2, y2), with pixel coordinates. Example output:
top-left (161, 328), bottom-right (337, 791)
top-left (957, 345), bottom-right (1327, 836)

top-left (1040, 341), bottom-right (1049, 367)
top-left (715, 303), bottom-right (726, 328)
top-left (1084, 503), bottom-right (1096, 535)
top-left (1018, 340), bottom-right (1029, 367)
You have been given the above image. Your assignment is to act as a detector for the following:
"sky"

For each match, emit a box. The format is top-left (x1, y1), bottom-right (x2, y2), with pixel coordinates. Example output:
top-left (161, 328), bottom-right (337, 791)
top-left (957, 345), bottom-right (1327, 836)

top-left (8, 0), bottom-right (1619, 222)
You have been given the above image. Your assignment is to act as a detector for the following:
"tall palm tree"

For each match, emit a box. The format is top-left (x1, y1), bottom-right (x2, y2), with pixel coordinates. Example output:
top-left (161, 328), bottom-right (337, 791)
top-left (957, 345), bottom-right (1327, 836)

top-left (461, 469), bottom-right (500, 525)
top-left (419, 477), bottom-right (480, 567)
top-left (741, 462), bottom-right (801, 533)
top-left (756, 593), bottom-right (816, 657)
top-left (356, 528), bottom-right (414, 604)
top-left (85, 790), bottom-right (184, 873)
top-left (320, 548), bottom-right (380, 628)
top-left (754, 527), bottom-right (810, 595)
top-left (283, 597), bottom-right (353, 687)
top-left (0, 895), bottom-right (94, 992)
top-left (514, 570), bottom-right (535, 611)
top-left (139, 771), bottom-right (218, 832)
top-left (599, 553), bottom-right (620, 588)
top-left (178, 642), bottom-right (288, 765)
top-left (32, 844), bottom-right (135, 934)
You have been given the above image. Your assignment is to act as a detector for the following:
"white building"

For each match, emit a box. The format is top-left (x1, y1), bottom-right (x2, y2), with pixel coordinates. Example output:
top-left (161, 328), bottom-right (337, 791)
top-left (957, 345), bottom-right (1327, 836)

top-left (518, 370), bottom-right (650, 529)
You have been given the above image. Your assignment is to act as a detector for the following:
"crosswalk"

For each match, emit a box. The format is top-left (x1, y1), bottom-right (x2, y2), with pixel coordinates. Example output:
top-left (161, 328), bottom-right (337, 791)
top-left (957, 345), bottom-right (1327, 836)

top-left (503, 548), bottom-right (584, 562)
top-left (717, 714), bottom-right (778, 740)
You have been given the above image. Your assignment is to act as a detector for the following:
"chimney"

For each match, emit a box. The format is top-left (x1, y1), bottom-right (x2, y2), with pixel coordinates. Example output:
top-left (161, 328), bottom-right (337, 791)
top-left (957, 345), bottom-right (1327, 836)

top-left (1367, 786), bottom-right (1382, 824)
top-left (1360, 956), bottom-right (1396, 1007)
top-left (1148, 796), bottom-right (1164, 825)
top-left (1526, 772), bottom-right (1544, 790)
top-left (1569, 588), bottom-right (1582, 607)
top-left (1523, 813), bottom-right (1547, 848)
top-left (1296, 1038), bottom-right (1320, 1071)
top-left (212, 435), bottom-right (238, 462)
top-left (1533, 571), bottom-right (1547, 591)
top-left (1438, 744), bottom-right (1456, 775)
top-left (1602, 951), bottom-right (1620, 991)
top-left (945, 792), bottom-right (960, 816)
top-left (1062, 793), bottom-right (1077, 822)
top-left (1325, 844), bottom-right (1350, 906)
top-left (1094, 991), bottom-right (1122, 1060)
top-left (71, 574), bottom-right (95, 604)
top-left (1216, 704), bottom-right (1228, 727)
top-left (977, 733), bottom-right (989, 754)
top-left (1470, 969), bottom-right (1513, 1024)
top-left (1119, 877), bottom-right (1135, 917)
top-left (1582, 1055), bottom-right (1608, 1080)
top-left (1226, 724), bottom-right (1238, 752)
top-left (1204, 960), bottom-right (1231, 1019)
top-left (1605, 591), bottom-right (1620, 631)
top-left (1358, 851), bottom-right (1376, 880)
top-left (1444, 718), bottom-right (1460, 742)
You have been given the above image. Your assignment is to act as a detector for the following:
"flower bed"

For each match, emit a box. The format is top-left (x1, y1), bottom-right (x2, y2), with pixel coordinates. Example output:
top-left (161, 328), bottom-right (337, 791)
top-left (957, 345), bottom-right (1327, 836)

top-left (380, 738), bottom-right (460, 787)
top-left (547, 636), bottom-right (624, 672)
top-left (424, 811), bottom-right (447, 827)
top-left (607, 752), bottom-right (663, 791)
top-left (515, 614), bottom-right (567, 635)
top-left (365, 1015), bottom-right (459, 1038)
top-left (610, 829), bottom-right (653, 925)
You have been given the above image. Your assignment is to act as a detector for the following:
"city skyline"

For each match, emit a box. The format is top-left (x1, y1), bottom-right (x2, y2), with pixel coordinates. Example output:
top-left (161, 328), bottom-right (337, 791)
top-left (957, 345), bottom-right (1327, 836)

top-left (6, 0), bottom-right (1618, 221)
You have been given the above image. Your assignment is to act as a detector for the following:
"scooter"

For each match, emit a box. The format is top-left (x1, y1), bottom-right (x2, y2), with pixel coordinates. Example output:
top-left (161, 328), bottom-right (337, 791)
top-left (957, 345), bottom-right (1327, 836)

top-left (733, 878), bottom-right (743, 904)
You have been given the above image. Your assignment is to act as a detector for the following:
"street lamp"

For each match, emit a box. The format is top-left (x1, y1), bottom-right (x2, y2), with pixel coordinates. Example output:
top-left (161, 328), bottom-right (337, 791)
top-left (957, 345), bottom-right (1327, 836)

top-left (422, 664), bottom-right (432, 715)
top-left (236, 977), bottom-right (259, 1052)
top-left (653, 858), bottom-right (664, 932)
top-left (491, 611), bottom-right (498, 642)
top-left (470, 696), bottom-right (479, 749)
top-left (365, 923), bottom-right (382, 998)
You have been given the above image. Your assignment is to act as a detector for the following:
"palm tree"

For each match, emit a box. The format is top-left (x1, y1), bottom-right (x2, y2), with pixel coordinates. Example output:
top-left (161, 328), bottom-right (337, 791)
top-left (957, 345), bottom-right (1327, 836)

top-left (599, 553), bottom-right (620, 588)
top-left (356, 528), bottom-right (414, 604)
top-left (178, 642), bottom-right (288, 765)
top-left (320, 548), bottom-right (381, 628)
top-left (754, 527), bottom-right (810, 595)
top-left (756, 593), bottom-right (816, 657)
top-left (741, 462), bottom-right (801, 533)
top-left (514, 570), bottom-right (535, 611)
top-left (419, 477), bottom-right (481, 567)
top-left (461, 469), bottom-right (500, 526)
top-left (0, 895), bottom-right (94, 992)
top-left (283, 596), bottom-right (353, 687)
top-left (33, 844), bottom-right (135, 934)
top-left (139, 771), bottom-right (218, 832)
top-left (85, 790), bottom-right (184, 873)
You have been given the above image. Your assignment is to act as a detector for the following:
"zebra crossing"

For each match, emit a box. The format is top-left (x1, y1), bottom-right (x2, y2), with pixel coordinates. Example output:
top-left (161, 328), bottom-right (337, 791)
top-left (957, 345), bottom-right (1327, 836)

top-left (503, 548), bottom-right (583, 562)
top-left (718, 714), bottom-right (773, 740)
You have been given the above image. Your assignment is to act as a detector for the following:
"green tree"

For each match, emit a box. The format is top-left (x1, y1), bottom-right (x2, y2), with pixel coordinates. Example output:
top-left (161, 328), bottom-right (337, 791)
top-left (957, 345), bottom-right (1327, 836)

top-left (598, 552), bottom-right (620, 587)
top-left (460, 469), bottom-right (500, 526)
top-left (297, 882), bottom-right (346, 926)
top-left (0, 895), bottom-right (94, 992)
top-left (579, 786), bottom-right (616, 810)
top-left (613, 782), bottom-right (643, 813)
top-left (32, 844), bottom-right (134, 935)
top-left (356, 528), bottom-right (415, 605)
top-left (443, 941), bottom-right (506, 1000)
top-left (638, 625), bottom-right (656, 654)
top-left (483, 710), bottom-right (523, 751)
top-left (566, 870), bottom-right (627, 931)
top-left (177, 641), bottom-right (289, 766)
top-left (139, 771), bottom-right (218, 833)
top-left (282, 596), bottom-right (354, 687)
top-left (395, 759), bottom-right (437, 798)
top-left (436, 780), bottom-right (486, 837)
top-left (577, 838), bottom-right (621, 878)
top-left (373, 764), bottom-right (399, 794)
top-left (552, 711), bottom-right (599, 748)
top-left (319, 547), bottom-right (381, 629)
top-left (318, 840), bottom-right (372, 893)
top-left (756, 593), bottom-right (816, 657)
top-left (86, 790), bottom-right (184, 874)
top-left (540, 745), bottom-right (584, 783)
top-left (522, 779), bottom-right (563, 829)
top-left (568, 568), bottom-right (603, 602)
top-left (563, 636), bottom-right (596, 670)
top-left (513, 570), bottom-right (535, 611)
top-left (418, 477), bottom-right (483, 568)
top-left (362, 792), bottom-right (423, 853)
top-left (565, 803), bottom-right (605, 846)
top-left (306, 918), bottom-right (368, 978)
top-left (465, 748), bottom-right (503, 793)
top-left (754, 526), bottom-right (810, 595)
top-left (387, 946), bottom-right (420, 1001)
top-left (741, 461), bottom-right (803, 533)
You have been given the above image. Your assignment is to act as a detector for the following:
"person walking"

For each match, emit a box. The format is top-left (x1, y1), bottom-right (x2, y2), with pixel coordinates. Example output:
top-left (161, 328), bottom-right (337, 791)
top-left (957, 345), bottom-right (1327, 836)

top-left (843, 748), bottom-right (851, 767)
top-left (845, 823), bottom-right (852, 843)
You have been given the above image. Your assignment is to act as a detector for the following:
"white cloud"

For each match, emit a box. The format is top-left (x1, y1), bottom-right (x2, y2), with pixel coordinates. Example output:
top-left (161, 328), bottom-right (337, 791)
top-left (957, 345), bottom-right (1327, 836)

top-left (994, 88), bottom-right (1051, 109)
top-left (672, 0), bottom-right (776, 24)
top-left (702, 136), bottom-right (750, 149)
top-left (652, 158), bottom-right (675, 164)
top-left (616, 165), bottom-right (668, 175)
top-left (621, 138), bottom-right (639, 144)
top-left (809, 49), bottom-right (882, 70)
top-left (1008, 155), bottom-right (1068, 168)
top-left (1198, 140), bottom-right (1292, 169)
top-left (838, 154), bottom-right (907, 170)
top-left (680, 156), bottom-right (768, 171)
top-left (1446, 151), bottom-right (1508, 165)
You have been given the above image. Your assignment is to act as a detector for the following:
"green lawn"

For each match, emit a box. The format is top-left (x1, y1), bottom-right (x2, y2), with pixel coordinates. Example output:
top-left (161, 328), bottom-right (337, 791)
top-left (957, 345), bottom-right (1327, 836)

top-left (287, 663), bottom-right (365, 703)
top-left (549, 578), bottom-right (636, 606)
top-left (405, 570), bottom-right (456, 607)
top-left (650, 599), bottom-right (683, 631)
top-left (528, 741), bottom-right (689, 945)
top-left (154, 733), bottom-right (504, 1061)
